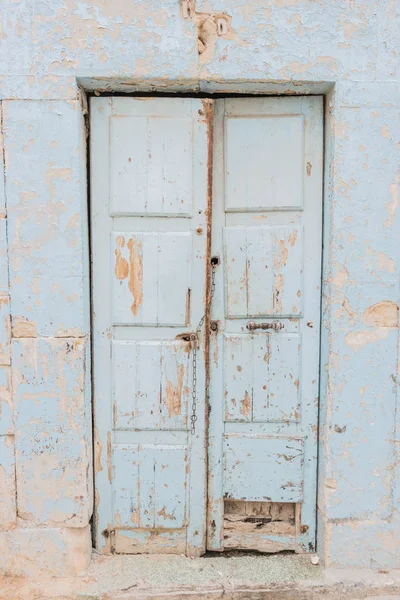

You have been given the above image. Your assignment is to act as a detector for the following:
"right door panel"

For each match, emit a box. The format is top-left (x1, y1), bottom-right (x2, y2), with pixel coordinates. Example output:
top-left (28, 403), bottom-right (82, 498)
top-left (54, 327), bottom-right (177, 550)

top-left (208, 97), bottom-right (323, 553)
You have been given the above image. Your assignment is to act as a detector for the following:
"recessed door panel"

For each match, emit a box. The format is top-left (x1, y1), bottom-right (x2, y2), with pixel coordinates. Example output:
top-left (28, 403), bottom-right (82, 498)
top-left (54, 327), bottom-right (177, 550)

top-left (111, 231), bottom-right (192, 326)
top-left (225, 115), bottom-right (304, 211)
top-left (110, 105), bottom-right (194, 217)
top-left (113, 340), bottom-right (191, 430)
top-left (223, 435), bottom-right (304, 502)
top-left (223, 333), bottom-right (301, 424)
top-left (224, 225), bottom-right (303, 318)
top-left (113, 444), bottom-right (188, 530)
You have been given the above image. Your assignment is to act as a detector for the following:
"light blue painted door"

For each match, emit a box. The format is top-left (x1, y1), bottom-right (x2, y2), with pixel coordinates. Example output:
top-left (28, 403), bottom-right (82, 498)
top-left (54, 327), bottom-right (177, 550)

top-left (207, 97), bottom-right (323, 553)
top-left (91, 97), bottom-right (212, 555)
top-left (91, 96), bottom-right (323, 557)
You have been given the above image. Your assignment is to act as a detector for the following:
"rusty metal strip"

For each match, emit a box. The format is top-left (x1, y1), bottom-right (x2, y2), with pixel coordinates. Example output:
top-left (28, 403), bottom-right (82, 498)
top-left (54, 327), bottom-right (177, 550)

top-left (201, 98), bottom-right (214, 549)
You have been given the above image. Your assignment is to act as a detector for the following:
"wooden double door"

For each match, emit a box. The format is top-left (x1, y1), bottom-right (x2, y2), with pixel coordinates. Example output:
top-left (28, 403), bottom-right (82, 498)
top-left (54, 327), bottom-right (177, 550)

top-left (91, 95), bottom-right (323, 555)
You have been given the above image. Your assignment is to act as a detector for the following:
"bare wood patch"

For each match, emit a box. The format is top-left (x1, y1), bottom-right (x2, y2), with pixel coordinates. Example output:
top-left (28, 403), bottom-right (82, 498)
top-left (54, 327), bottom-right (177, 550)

top-left (127, 237), bottom-right (143, 316)
top-left (223, 501), bottom-right (298, 552)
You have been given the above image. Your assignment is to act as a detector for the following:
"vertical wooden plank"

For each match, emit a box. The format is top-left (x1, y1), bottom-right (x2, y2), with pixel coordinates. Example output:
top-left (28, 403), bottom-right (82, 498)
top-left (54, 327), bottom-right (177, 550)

top-left (136, 343), bottom-right (161, 430)
top-left (268, 334), bottom-right (301, 422)
top-left (113, 445), bottom-right (140, 528)
top-left (141, 233), bottom-right (159, 325)
top-left (224, 335), bottom-right (253, 422)
top-left (110, 116), bottom-right (148, 215)
top-left (247, 227), bottom-right (274, 317)
top-left (112, 341), bottom-right (139, 430)
top-left (224, 227), bottom-right (248, 318)
top-left (154, 446), bottom-right (187, 529)
top-left (114, 342), bottom-right (162, 430)
top-left (147, 118), bottom-right (192, 216)
top-left (111, 231), bottom-right (145, 325)
top-left (160, 341), bottom-right (189, 429)
top-left (253, 334), bottom-right (301, 422)
top-left (139, 446), bottom-right (156, 528)
top-left (157, 233), bottom-right (192, 326)
top-left (272, 226), bottom-right (303, 317)
top-left (251, 333), bottom-right (269, 421)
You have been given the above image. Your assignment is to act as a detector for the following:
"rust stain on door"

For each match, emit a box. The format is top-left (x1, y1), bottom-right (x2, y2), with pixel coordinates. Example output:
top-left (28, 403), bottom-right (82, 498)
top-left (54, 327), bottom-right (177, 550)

top-left (165, 363), bottom-right (185, 417)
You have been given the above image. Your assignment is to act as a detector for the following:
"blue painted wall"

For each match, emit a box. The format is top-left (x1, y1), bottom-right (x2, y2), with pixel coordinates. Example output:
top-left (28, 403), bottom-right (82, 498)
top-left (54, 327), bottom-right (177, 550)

top-left (0, 0), bottom-right (399, 574)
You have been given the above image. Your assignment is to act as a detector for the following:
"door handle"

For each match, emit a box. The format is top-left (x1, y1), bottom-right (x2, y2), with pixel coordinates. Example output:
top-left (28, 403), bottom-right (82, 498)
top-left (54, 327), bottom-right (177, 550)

top-left (246, 321), bottom-right (284, 331)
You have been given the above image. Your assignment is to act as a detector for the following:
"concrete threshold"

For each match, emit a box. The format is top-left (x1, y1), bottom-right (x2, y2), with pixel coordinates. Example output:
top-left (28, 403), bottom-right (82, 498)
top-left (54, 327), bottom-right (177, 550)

top-left (1, 553), bottom-right (400, 600)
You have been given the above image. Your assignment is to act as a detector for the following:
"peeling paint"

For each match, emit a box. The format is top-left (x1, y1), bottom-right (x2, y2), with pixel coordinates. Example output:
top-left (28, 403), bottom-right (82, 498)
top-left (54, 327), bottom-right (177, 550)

top-left (165, 364), bottom-right (185, 418)
top-left (0, 0), bottom-right (399, 575)
top-left (384, 174), bottom-right (400, 228)
top-left (114, 249), bottom-right (129, 280)
top-left (127, 238), bottom-right (143, 316)
top-left (361, 301), bottom-right (399, 328)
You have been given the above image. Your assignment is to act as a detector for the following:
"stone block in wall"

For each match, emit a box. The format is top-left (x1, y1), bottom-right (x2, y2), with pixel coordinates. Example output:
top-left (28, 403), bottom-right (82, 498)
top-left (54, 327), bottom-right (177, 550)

top-left (0, 75), bottom-right (79, 102)
top-left (0, 1), bottom-right (32, 80)
top-left (322, 325), bottom-right (398, 521)
top-left (325, 520), bottom-right (400, 569)
top-left (0, 366), bottom-right (12, 435)
top-left (0, 366), bottom-right (14, 531)
top-left (13, 337), bottom-right (92, 527)
top-left (0, 218), bottom-right (8, 294)
top-left (328, 281), bottom-right (400, 332)
top-left (0, 435), bottom-right (16, 529)
top-left (334, 82), bottom-right (400, 109)
top-left (3, 100), bottom-right (89, 338)
top-left (377, 0), bottom-right (400, 81)
top-left (0, 525), bottom-right (91, 577)
top-left (327, 106), bottom-right (400, 287)
top-left (0, 295), bottom-right (10, 366)
top-left (0, 218), bottom-right (10, 370)
top-left (0, 111), bottom-right (5, 218)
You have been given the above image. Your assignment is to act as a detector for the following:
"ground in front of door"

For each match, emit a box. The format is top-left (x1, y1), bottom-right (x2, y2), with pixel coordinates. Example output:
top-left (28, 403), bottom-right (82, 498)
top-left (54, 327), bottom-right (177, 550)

top-left (1, 553), bottom-right (400, 600)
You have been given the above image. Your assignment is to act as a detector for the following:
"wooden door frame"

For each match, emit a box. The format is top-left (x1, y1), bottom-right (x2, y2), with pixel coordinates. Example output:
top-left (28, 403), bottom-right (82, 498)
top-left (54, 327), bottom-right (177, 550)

top-left (86, 88), bottom-right (328, 555)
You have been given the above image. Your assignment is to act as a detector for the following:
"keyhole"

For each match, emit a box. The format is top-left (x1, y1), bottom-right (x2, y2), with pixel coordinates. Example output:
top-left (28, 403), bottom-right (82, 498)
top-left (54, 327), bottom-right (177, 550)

top-left (211, 256), bottom-right (220, 266)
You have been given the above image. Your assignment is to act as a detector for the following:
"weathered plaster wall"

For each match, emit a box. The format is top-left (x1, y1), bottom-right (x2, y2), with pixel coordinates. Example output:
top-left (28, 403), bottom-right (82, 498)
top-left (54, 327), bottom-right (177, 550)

top-left (0, 0), bottom-right (399, 574)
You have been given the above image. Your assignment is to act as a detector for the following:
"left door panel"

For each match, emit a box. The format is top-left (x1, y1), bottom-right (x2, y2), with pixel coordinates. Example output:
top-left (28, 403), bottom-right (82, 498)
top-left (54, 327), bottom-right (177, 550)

top-left (90, 97), bottom-right (211, 556)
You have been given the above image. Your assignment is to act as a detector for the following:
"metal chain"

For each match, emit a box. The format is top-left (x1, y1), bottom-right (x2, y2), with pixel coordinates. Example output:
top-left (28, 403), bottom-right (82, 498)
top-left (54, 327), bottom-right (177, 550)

top-left (190, 261), bottom-right (217, 435)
